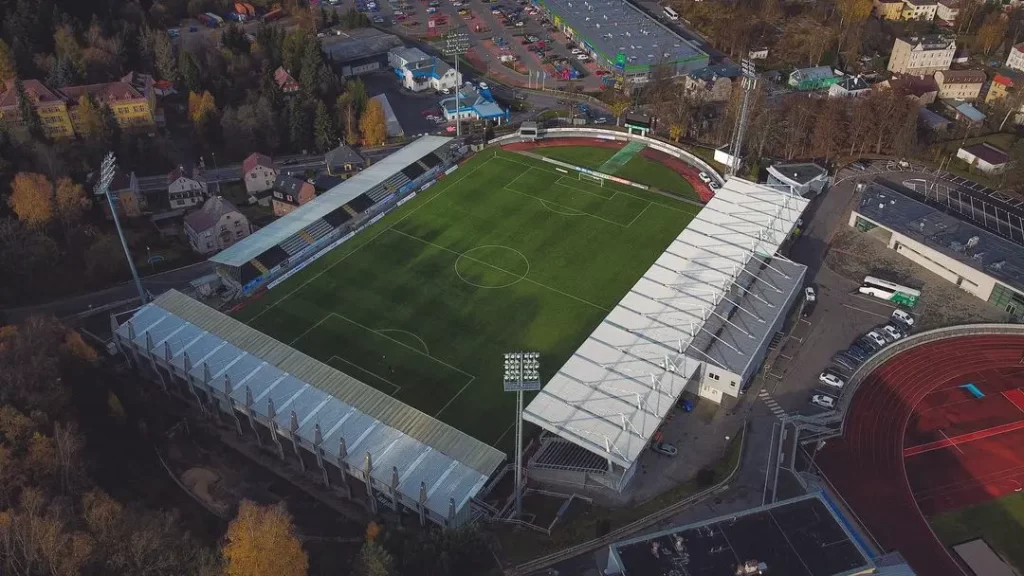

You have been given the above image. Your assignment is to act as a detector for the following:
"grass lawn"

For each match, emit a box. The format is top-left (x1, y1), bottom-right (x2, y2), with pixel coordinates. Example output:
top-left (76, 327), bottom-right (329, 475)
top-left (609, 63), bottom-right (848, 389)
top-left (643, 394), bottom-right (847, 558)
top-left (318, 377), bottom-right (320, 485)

top-left (536, 146), bottom-right (699, 202)
top-left (535, 145), bottom-right (618, 168)
top-left (930, 492), bottom-right (1024, 571)
top-left (233, 149), bottom-right (698, 451)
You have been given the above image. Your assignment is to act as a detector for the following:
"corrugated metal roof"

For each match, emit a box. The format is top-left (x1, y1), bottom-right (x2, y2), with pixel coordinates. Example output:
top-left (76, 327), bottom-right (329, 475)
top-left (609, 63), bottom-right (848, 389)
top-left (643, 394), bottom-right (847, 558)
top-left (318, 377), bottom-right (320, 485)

top-left (523, 178), bottom-right (808, 469)
top-left (124, 291), bottom-right (504, 484)
top-left (211, 135), bottom-right (452, 268)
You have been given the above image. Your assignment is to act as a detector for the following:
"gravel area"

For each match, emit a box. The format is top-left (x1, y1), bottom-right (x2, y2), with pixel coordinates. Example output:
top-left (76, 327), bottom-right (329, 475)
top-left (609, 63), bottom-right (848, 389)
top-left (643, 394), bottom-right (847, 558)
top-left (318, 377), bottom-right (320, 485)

top-left (826, 227), bottom-right (1010, 331)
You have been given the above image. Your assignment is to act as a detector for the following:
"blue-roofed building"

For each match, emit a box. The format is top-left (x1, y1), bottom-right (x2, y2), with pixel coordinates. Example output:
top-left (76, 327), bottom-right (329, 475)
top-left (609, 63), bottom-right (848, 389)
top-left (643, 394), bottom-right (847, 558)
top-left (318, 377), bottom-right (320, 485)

top-left (788, 66), bottom-right (840, 91)
top-left (954, 102), bottom-right (986, 123)
top-left (918, 107), bottom-right (950, 131)
top-left (440, 84), bottom-right (509, 124)
top-left (387, 46), bottom-right (460, 93)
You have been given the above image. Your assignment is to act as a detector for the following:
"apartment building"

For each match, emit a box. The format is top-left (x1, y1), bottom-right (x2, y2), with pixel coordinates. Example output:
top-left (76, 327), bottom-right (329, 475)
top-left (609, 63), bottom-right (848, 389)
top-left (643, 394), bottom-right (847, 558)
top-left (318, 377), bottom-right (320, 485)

top-left (936, 0), bottom-right (959, 23)
top-left (901, 0), bottom-right (938, 20)
top-left (0, 79), bottom-right (75, 138)
top-left (888, 36), bottom-right (956, 75)
top-left (934, 69), bottom-right (986, 101)
top-left (1007, 43), bottom-right (1024, 73)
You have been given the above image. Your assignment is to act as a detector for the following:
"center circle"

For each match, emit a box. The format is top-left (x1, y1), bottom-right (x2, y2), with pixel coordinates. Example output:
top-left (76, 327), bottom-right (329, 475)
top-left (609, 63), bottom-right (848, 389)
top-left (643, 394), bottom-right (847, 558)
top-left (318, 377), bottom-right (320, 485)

top-left (454, 245), bottom-right (530, 289)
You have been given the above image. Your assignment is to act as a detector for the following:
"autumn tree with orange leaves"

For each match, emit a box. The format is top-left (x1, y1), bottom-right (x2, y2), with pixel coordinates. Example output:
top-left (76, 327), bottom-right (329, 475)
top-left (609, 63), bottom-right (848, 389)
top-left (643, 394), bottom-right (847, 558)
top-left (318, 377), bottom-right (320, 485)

top-left (8, 173), bottom-right (54, 227)
top-left (222, 501), bottom-right (308, 576)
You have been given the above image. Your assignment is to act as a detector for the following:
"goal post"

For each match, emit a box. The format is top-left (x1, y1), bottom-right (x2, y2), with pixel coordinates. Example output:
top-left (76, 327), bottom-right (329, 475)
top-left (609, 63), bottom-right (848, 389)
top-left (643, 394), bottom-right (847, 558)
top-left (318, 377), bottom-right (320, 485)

top-left (578, 172), bottom-right (605, 187)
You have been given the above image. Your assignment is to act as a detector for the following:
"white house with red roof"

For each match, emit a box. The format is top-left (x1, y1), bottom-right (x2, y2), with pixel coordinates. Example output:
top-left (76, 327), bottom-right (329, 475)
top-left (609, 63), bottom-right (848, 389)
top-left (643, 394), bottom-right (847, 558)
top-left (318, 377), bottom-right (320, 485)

top-left (168, 165), bottom-right (208, 210)
top-left (274, 67), bottom-right (300, 94)
top-left (241, 152), bottom-right (277, 197)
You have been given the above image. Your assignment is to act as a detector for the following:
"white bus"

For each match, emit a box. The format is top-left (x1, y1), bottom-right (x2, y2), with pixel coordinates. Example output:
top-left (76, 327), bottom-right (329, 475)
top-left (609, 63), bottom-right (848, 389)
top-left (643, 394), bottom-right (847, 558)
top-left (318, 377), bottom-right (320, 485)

top-left (663, 5), bottom-right (679, 20)
top-left (858, 276), bottom-right (921, 307)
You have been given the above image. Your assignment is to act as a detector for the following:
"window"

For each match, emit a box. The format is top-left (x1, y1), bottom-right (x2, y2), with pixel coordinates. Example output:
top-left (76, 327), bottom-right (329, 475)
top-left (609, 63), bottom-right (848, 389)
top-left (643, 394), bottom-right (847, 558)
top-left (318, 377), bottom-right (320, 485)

top-left (236, 230), bottom-right (245, 239)
top-left (234, 220), bottom-right (242, 229)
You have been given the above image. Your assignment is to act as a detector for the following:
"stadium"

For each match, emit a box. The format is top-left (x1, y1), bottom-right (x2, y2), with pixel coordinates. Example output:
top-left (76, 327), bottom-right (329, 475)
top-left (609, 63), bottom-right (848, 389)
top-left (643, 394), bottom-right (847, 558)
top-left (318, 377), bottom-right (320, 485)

top-left (113, 132), bottom-right (810, 525)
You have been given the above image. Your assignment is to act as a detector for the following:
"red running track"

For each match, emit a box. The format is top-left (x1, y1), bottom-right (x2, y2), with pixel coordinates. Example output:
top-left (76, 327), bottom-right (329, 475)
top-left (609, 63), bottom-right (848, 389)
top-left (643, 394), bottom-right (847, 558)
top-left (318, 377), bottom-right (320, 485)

top-left (817, 334), bottom-right (1024, 576)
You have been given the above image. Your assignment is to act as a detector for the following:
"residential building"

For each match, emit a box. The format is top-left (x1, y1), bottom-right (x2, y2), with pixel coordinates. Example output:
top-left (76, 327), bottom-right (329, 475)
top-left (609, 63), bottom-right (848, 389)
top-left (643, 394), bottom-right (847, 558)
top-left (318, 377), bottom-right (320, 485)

top-left (985, 72), bottom-right (1024, 125)
top-left (828, 75), bottom-right (871, 98)
top-left (62, 80), bottom-right (155, 132)
top-left (684, 64), bottom-right (740, 102)
top-left (120, 71), bottom-right (157, 120)
top-left (388, 47), bottom-right (461, 92)
top-left (272, 174), bottom-right (317, 217)
top-left (873, 0), bottom-right (904, 20)
top-left (1007, 44), bottom-right (1024, 73)
top-left (325, 144), bottom-right (366, 176)
top-left (748, 47), bottom-right (768, 60)
top-left (184, 196), bottom-right (250, 255)
top-left (168, 165), bottom-right (208, 209)
top-left (879, 73), bottom-right (939, 105)
top-left (901, 0), bottom-right (937, 20)
top-left (274, 67), bottom-right (300, 93)
top-left (440, 84), bottom-right (508, 124)
top-left (919, 108), bottom-right (951, 131)
top-left (957, 143), bottom-right (1010, 174)
top-left (954, 102), bottom-right (986, 124)
top-left (242, 152), bottom-right (277, 196)
top-left (936, 0), bottom-right (959, 23)
top-left (888, 36), bottom-right (956, 75)
top-left (0, 79), bottom-right (74, 138)
top-left (788, 66), bottom-right (840, 91)
top-left (934, 69), bottom-right (986, 101)
top-left (96, 169), bottom-right (146, 218)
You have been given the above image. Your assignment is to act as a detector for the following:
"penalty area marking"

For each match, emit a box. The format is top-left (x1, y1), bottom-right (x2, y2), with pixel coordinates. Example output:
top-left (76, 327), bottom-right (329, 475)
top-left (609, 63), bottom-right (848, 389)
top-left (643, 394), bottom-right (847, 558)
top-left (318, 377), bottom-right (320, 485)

top-left (539, 199), bottom-right (586, 216)
top-left (375, 328), bottom-right (430, 355)
top-left (328, 355), bottom-right (402, 396)
top-left (556, 168), bottom-right (568, 174)
top-left (453, 244), bottom-right (531, 289)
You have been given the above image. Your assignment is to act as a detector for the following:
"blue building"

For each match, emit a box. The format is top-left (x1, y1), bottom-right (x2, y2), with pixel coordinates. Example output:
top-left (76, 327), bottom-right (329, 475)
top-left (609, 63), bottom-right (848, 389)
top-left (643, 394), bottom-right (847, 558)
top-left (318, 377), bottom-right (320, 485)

top-left (440, 84), bottom-right (509, 124)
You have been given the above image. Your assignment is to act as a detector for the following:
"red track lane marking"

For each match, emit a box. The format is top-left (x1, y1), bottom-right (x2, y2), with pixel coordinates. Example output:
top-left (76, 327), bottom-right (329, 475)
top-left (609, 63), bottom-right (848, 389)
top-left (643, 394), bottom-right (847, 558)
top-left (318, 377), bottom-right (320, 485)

top-left (903, 419), bottom-right (1024, 457)
top-left (1004, 388), bottom-right (1024, 414)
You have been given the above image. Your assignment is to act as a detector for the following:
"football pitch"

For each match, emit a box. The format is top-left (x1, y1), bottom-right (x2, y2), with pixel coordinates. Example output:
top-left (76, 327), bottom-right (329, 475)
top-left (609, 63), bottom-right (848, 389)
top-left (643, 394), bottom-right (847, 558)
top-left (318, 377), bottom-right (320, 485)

top-left (233, 149), bottom-right (699, 451)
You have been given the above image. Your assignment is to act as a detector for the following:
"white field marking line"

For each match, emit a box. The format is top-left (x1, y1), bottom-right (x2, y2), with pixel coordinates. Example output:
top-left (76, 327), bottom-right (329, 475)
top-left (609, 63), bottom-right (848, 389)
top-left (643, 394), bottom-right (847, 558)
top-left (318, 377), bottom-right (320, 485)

top-left (538, 199), bottom-right (586, 216)
top-left (288, 314), bottom-right (334, 345)
top-left (434, 376), bottom-right (477, 418)
top-left (328, 312), bottom-right (476, 379)
top-left (841, 303), bottom-right (890, 320)
top-left (375, 328), bottom-right (430, 355)
top-left (502, 183), bottom-right (628, 228)
top-left (625, 202), bottom-right (651, 228)
top-left (328, 354), bottom-right (401, 395)
top-left (247, 156), bottom-right (495, 323)
top-left (552, 176), bottom-right (615, 200)
top-left (1005, 390), bottom-right (1024, 415)
top-left (454, 245), bottom-right (531, 290)
top-left (389, 228), bottom-right (611, 312)
top-left (494, 422), bottom-right (516, 445)
top-left (940, 429), bottom-right (964, 455)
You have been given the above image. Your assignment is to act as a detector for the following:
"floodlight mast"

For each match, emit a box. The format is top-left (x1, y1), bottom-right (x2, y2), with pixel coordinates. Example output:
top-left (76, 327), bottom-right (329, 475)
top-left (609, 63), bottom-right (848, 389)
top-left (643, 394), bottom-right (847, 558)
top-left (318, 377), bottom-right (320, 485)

top-left (99, 152), bottom-right (147, 305)
top-left (444, 29), bottom-right (470, 137)
top-left (503, 351), bottom-right (541, 520)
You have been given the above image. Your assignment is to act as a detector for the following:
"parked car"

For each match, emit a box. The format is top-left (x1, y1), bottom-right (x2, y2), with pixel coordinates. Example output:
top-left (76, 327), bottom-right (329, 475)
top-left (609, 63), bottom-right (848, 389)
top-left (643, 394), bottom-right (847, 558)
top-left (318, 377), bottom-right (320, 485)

top-left (845, 347), bottom-right (868, 363)
top-left (698, 172), bottom-right (712, 183)
top-left (819, 372), bottom-right (845, 389)
top-left (855, 337), bottom-right (878, 355)
top-left (882, 324), bottom-right (904, 342)
top-left (833, 354), bottom-right (858, 372)
top-left (891, 309), bottom-right (915, 328)
top-left (571, 48), bottom-right (583, 55)
top-left (439, 87), bottom-right (450, 95)
top-left (865, 330), bottom-right (888, 348)
top-left (804, 286), bottom-right (816, 303)
top-left (652, 442), bottom-right (678, 456)
top-left (594, 117), bottom-right (608, 124)
top-left (709, 181), bottom-right (720, 190)
top-left (811, 394), bottom-right (836, 410)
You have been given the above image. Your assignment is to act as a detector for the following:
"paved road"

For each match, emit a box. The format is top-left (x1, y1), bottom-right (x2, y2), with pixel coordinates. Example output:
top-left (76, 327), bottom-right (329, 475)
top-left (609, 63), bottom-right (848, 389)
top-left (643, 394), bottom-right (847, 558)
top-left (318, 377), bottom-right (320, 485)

top-left (137, 153), bottom-right (328, 193)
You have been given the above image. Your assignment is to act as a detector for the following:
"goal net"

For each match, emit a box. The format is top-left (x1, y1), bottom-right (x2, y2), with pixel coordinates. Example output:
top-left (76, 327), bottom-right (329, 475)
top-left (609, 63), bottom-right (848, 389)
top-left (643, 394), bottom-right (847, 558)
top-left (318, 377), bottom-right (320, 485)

top-left (578, 172), bottom-right (605, 187)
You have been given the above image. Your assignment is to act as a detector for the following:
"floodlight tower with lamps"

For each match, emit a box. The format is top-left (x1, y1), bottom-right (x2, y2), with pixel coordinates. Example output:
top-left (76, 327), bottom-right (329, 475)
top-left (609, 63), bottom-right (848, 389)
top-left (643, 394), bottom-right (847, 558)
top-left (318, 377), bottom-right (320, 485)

top-left (99, 152), bottom-right (147, 304)
top-left (503, 351), bottom-right (541, 520)
top-left (444, 29), bottom-right (471, 137)
top-left (728, 59), bottom-right (758, 177)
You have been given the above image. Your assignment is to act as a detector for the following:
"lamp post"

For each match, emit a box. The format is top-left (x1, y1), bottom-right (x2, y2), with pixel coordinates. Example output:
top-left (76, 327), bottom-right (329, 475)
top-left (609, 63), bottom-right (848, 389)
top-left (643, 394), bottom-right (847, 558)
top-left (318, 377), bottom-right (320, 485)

top-left (503, 351), bottom-right (541, 519)
top-left (99, 152), bottom-right (147, 305)
top-left (444, 29), bottom-right (470, 137)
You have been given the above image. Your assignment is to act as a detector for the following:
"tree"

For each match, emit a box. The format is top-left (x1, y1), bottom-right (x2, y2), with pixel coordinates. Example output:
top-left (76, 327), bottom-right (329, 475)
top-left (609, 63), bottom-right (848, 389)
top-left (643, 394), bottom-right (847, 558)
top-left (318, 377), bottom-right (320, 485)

top-left (337, 94), bottom-right (359, 145)
top-left (345, 78), bottom-right (369, 117)
top-left (607, 94), bottom-right (630, 126)
top-left (179, 50), bottom-right (202, 93)
top-left (0, 39), bottom-right (16, 83)
top-left (222, 501), bottom-right (308, 576)
top-left (188, 90), bottom-right (217, 127)
top-left (151, 29), bottom-right (178, 82)
top-left (287, 98), bottom-right (312, 151)
top-left (8, 172), bottom-right (54, 227)
top-left (837, 0), bottom-right (873, 27)
top-left (75, 95), bottom-right (104, 140)
top-left (313, 100), bottom-right (336, 152)
top-left (54, 178), bottom-right (89, 227)
top-left (13, 78), bottom-right (43, 139)
top-left (976, 12), bottom-right (1009, 56)
top-left (359, 98), bottom-right (387, 147)
top-left (356, 541), bottom-right (396, 576)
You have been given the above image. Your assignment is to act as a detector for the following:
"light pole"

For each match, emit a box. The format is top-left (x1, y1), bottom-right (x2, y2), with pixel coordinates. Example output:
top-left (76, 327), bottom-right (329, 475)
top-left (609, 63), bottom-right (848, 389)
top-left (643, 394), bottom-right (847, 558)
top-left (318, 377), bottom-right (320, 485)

top-left (503, 351), bottom-right (541, 519)
top-left (99, 152), bottom-right (147, 305)
top-left (444, 29), bottom-right (470, 137)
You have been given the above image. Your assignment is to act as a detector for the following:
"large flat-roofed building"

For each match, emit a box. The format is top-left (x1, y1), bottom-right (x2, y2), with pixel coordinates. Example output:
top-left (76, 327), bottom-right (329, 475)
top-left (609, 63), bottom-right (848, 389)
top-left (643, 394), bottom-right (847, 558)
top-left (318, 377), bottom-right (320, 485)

top-left (535, 0), bottom-right (708, 83)
top-left (850, 182), bottom-right (1024, 318)
top-left (604, 494), bottom-right (897, 576)
top-left (888, 36), bottom-right (955, 75)
top-left (210, 136), bottom-right (455, 292)
top-left (523, 178), bottom-right (808, 492)
top-left (113, 290), bottom-right (503, 528)
top-left (320, 28), bottom-right (405, 78)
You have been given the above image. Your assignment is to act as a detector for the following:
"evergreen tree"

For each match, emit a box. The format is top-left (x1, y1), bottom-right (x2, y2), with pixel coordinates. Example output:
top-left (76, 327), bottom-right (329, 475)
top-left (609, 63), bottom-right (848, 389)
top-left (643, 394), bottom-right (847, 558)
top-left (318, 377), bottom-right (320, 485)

top-left (179, 50), bottom-right (201, 93)
top-left (259, 61), bottom-right (283, 109)
top-left (46, 55), bottom-right (79, 88)
top-left (0, 39), bottom-right (16, 83)
top-left (298, 39), bottom-right (323, 95)
top-left (98, 103), bottom-right (121, 151)
top-left (313, 100), bottom-right (336, 152)
top-left (13, 78), bottom-right (43, 140)
top-left (287, 98), bottom-right (311, 152)
top-left (151, 28), bottom-right (178, 83)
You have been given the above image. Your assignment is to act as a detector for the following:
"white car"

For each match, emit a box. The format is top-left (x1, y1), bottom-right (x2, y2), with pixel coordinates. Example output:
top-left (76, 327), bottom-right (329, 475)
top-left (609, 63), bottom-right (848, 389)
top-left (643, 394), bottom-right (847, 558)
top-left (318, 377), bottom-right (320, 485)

top-left (865, 330), bottom-right (888, 348)
top-left (698, 171), bottom-right (712, 183)
top-left (571, 48), bottom-right (583, 55)
top-left (478, 81), bottom-right (489, 90)
top-left (882, 324), bottom-right (903, 341)
top-left (892, 309), bottom-right (915, 328)
top-left (819, 372), bottom-right (845, 389)
top-left (452, 1), bottom-right (462, 5)
top-left (811, 394), bottom-right (836, 410)
top-left (576, 54), bottom-right (589, 61)
top-left (804, 286), bottom-right (816, 303)
top-left (439, 88), bottom-right (450, 95)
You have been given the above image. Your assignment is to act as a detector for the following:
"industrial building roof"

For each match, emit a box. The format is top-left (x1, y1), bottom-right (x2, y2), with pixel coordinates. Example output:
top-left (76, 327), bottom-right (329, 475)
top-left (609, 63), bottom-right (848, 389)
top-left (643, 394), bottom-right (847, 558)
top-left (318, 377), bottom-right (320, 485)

top-left (441, 86), bottom-right (505, 119)
top-left (537, 0), bottom-right (705, 68)
top-left (115, 290), bottom-right (504, 516)
top-left (857, 183), bottom-right (1024, 293)
top-left (523, 179), bottom-right (808, 469)
top-left (211, 136), bottom-right (452, 268)
top-left (320, 27), bottom-right (404, 63)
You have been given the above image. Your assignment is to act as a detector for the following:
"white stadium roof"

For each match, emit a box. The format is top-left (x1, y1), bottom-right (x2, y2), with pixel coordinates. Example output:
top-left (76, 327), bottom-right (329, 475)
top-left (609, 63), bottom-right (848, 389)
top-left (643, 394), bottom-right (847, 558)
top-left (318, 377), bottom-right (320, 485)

top-left (211, 135), bottom-right (453, 268)
top-left (523, 178), bottom-right (809, 470)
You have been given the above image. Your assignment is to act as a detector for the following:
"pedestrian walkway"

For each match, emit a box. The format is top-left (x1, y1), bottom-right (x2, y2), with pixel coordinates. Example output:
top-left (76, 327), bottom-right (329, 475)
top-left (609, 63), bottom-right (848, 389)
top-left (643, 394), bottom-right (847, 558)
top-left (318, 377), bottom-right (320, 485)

top-left (758, 388), bottom-right (788, 419)
top-left (598, 141), bottom-right (646, 174)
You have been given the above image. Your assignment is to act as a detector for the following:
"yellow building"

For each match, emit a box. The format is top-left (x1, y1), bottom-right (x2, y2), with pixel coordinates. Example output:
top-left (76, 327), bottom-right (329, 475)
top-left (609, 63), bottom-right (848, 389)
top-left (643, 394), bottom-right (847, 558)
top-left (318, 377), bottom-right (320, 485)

top-left (61, 79), bottom-right (155, 132)
top-left (0, 79), bottom-right (75, 139)
top-left (874, 0), bottom-right (905, 20)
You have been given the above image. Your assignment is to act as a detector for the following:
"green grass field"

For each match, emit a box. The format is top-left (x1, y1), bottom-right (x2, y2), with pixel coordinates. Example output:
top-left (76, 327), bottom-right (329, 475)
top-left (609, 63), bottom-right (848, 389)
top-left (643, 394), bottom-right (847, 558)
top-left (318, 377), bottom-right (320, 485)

top-left (233, 149), bottom-right (698, 450)
top-left (535, 145), bottom-right (699, 201)
top-left (930, 492), bottom-right (1024, 571)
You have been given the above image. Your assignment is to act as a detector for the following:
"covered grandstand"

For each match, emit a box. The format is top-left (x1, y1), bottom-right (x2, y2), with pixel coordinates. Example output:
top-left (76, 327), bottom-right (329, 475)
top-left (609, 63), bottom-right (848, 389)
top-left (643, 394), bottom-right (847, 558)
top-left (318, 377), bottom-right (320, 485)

top-left (113, 290), bottom-right (504, 528)
top-left (523, 178), bottom-right (809, 492)
top-left (210, 136), bottom-right (455, 292)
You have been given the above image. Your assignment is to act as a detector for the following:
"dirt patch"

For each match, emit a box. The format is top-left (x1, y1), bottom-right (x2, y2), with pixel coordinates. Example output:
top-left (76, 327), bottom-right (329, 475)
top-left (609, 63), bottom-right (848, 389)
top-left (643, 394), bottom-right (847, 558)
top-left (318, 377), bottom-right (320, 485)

top-left (826, 227), bottom-right (1010, 330)
top-left (181, 467), bottom-right (231, 516)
